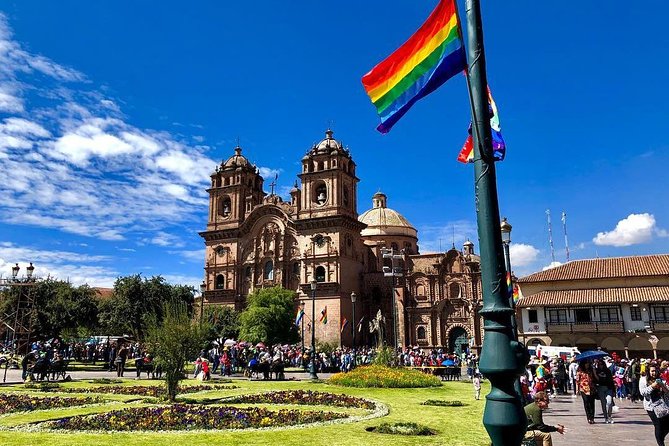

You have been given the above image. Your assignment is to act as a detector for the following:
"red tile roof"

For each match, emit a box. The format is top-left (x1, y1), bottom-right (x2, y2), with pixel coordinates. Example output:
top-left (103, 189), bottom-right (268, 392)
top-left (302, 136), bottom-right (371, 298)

top-left (93, 287), bottom-right (114, 300)
top-left (516, 286), bottom-right (669, 307)
top-left (518, 254), bottom-right (669, 283)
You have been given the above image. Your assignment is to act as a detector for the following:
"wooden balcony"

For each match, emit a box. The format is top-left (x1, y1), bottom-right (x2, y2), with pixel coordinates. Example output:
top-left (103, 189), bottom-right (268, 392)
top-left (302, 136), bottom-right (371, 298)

top-left (546, 321), bottom-right (624, 334)
top-left (651, 320), bottom-right (669, 332)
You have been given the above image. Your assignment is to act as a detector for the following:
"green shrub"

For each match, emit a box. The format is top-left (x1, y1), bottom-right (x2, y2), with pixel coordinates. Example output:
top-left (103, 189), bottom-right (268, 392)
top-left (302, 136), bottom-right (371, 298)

top-left (24, 382), bottom-right (61, 391)
top-left (373, 346), bottom-right (396, 367)
top-left (89, 378), bottom-right (123, 384)
top-left (372, 422), bottom-right (435, 436)
top-left (329, 365), bottom-right (442, 388)
top-left (422, 399), bottom-right (465, 407)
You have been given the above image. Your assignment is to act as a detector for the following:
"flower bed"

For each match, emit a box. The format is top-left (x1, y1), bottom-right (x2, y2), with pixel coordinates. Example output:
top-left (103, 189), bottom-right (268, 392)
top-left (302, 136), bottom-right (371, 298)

top-left (45, 405), bottom-right (347, 431)
top-left (329, 365), bottom-right (442, 388)
top-left (0, 394), bottom-right (103, 415)
top-left (222, 390), bottom-right (376, 409)
top-left (37, 384), bottom-right (238, 397)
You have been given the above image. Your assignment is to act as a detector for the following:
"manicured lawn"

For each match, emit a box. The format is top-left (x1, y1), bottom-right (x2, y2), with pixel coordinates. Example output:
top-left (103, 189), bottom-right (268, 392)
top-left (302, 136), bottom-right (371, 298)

top-left (0, 377), bottom-right (490, 445)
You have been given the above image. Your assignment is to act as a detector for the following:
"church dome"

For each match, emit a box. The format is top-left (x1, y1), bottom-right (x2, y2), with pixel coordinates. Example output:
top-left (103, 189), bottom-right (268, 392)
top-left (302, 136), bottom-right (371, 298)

top-left (359, 192), bottom-right (417, 238)
top-left (307, 129), bottom-right (350, 157)
top-left (222, 146), bottom-right (253, 171)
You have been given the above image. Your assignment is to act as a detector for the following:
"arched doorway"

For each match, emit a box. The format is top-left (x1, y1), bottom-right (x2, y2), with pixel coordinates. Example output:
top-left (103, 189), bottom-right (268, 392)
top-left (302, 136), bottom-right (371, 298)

top-left (448, 327), bottom-right (468, 355)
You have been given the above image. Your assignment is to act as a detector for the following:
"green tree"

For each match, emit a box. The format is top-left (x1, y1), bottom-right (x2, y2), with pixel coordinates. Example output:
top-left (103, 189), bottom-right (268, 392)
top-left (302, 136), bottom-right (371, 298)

top-left (147, 298), bottom-right (209, 401)
top-left (97, 275), bottom-right (195, 340)
top-left (238, 287), bottom-right (298, 345)
top-left (204, 306), bottom-right (240, 340)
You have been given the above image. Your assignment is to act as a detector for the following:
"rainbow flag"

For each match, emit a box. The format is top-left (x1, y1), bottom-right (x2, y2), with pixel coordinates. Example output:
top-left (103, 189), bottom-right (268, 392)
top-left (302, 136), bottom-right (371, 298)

top-left (513, 284), bottom-right (520, 304)
top-left (457, 86), bottom-right (506, 163)
top-left (295, 306), bottom-right (305, 326)
top-left (320, 306), bottom-right (328, 325)
top-left (340, 317), bottom-right (349, 334)
top-left (362, 0), bottom-right (467, 133)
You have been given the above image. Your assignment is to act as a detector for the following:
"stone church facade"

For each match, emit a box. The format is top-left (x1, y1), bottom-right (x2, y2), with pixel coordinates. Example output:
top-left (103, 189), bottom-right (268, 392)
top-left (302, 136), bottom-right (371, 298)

top-left (200, 130), bottom-right (483, 353)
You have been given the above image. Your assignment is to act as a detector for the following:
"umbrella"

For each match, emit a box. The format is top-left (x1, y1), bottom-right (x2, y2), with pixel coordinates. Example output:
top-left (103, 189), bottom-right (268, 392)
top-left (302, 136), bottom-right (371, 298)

top-left (256, 342), bottom-right (266, 349)
top-left (224, 339), bottom-right (236, 347)
top-left (575, 350), bottom-right (609, 362)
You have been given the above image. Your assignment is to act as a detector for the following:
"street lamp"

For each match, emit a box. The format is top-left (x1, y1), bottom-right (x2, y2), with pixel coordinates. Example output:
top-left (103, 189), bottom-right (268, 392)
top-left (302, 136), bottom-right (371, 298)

top-left (382, 247), bottom-right (404, 349)
top-left (309, 279), bottom-right (318, 379)
top-left (199, 281), bottom-right (206, 325)
top-left (350, 292), bottom-right (357, 353)
top-left (500, 218), bottom-right (517, 339)
top-left (300, 300), bottom-right (306, 369)
top-left (11, 263), bottom-right (19, 280)
top-left (26, 263), bottom-right (34, 280)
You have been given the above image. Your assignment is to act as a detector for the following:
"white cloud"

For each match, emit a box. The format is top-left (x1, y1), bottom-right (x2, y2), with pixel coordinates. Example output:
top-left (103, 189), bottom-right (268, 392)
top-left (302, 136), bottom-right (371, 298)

top-left (418, 220), bottom-right (478, 254)
top-left (147, 231), bottom-right (184, 248)
top-left (593, 213), bottom-right (664, 247)
top-left (542, 261), bottom-right (563, 271)
top-left (0, 13), bottom-right (217, 247)
top-left (509, 243), bottom-right (540, 267)
top-left (0, 243), bottom-right (117, 286)
top-left (173, 249), bottom-right (205, 262)
top-left (258, 166), bottom-right (281, 180)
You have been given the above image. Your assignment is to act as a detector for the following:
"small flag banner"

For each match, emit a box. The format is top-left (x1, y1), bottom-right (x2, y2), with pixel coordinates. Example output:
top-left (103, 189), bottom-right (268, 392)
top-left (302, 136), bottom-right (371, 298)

top-left (513, 284), bottom-right (520, 304)
top-left (362, 0), bottom-right (467, 133)
top-left (357, 316), bottom-right (365, 333)
top-left (320, 306), bottom-right (328, 325)
top-left (506, 271), bottom-right (512, 294)
top-left (457, 86), bottom-right (506, 163)
top-left (295, 307), bottom-right (305, 326)
top-left (340, 317), bottom-right (349, 334)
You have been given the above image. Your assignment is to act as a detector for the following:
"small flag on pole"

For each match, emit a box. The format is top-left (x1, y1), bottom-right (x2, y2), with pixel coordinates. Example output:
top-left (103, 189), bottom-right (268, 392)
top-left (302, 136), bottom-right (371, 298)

top-left (457, 86), bottom-right (506, 163)
top-left (357, 316), bottom-right (365, 333)
top-left (320, 306), bottom-right (328, 325)
top-left (513, 284), bottom-right (520, 304)
top-left (362, 0), bottom-right (467, 133)
top-left (295, 306), bottom-right (305, 326)
top-left (340, 317), bottom-right (349, 334)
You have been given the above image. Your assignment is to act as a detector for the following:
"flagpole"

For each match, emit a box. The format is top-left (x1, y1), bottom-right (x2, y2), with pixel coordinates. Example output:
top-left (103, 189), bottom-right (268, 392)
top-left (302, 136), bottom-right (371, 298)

top-left (464, 1), bottom-right (527, 445)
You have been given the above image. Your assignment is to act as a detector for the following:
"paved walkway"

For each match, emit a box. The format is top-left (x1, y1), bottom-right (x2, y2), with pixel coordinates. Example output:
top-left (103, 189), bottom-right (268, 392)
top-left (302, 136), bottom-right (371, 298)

top-left (544, 394), bottom-right (655, 445)
top-left (0, 366), bottom-right (331, 385)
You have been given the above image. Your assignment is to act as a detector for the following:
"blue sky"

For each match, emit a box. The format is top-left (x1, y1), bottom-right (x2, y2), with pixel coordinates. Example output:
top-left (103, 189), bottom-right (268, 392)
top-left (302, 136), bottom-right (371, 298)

top-left (0, 1), bottom-right (668, 286)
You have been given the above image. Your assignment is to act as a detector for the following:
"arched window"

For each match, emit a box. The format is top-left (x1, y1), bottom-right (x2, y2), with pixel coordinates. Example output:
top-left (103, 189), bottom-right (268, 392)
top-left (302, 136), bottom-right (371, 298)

top-left (315, 266), bottom-right (326, 282)
top-left (404, 242), bottom-right (412, 254)
top-left (449, 282), bottom-right (460, 298)
top-left (417, 326), bottom-right (427, 340)
top-left (263, 261), bottom-right (274, 280)
top-left (416, 284), bottom-right (426, 297)
top-left (219, 196), bottom-right (231, 217)
top-left (391, 242), bottom-right (399, 251)
top-left (215, 274), bottom-right (225, 289)
top-left (292, 262), bottom-right (300, 275)
top-left (245, 266), bottom-right (252, 280)
top-left (315, 183), bottom-right (327, 205)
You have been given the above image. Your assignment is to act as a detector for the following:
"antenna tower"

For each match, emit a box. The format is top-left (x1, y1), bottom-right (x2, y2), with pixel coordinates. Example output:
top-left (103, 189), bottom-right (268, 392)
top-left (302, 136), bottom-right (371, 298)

top-left (546, 209), bottom-right (556, 264)
top-left (561, 211), bottom-right (570, 262)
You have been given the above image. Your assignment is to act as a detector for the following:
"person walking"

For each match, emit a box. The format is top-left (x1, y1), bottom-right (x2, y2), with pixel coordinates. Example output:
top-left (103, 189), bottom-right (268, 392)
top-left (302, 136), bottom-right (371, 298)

top-left (522, 391), bottom-right (565, 446)
top-left (593, 358), bottom-right (616, 423)
top-left (473, 373), bottom-right (482, 400)
top-left (640, 363), bottom-right (669, 446)
top-left (577, 360), bottom-right (597, 424)
top-left (568, 358), bottom-right (579, 397)
top-left (115, 344), bottom-right (128, 378)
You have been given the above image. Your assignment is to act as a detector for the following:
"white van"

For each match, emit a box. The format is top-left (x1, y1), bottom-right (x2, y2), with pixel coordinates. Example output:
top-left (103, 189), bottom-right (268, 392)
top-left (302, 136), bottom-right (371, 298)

top-left (527, 345), bottom-right (580, 360)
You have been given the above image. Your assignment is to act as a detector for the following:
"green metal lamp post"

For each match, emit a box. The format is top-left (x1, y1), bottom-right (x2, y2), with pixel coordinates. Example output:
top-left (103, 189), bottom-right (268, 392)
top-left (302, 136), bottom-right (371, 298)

top-left (309, 279), bottom-right (319, 380)
top-left (350, 292), bottom-right (357, 353)
top-left (500, 217), bottom-right (518, 338)
top-left (465, 0), bottom-right (528, 444)
top-left (300, 299), bottom-right (306, 369)
top-left (199, 281), bottom-right (206, 326)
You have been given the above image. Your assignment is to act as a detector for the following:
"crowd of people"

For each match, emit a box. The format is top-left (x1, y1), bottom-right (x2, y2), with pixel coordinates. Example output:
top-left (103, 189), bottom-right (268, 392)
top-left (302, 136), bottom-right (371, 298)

top-left (521, 353), bottom-right (669, 446)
